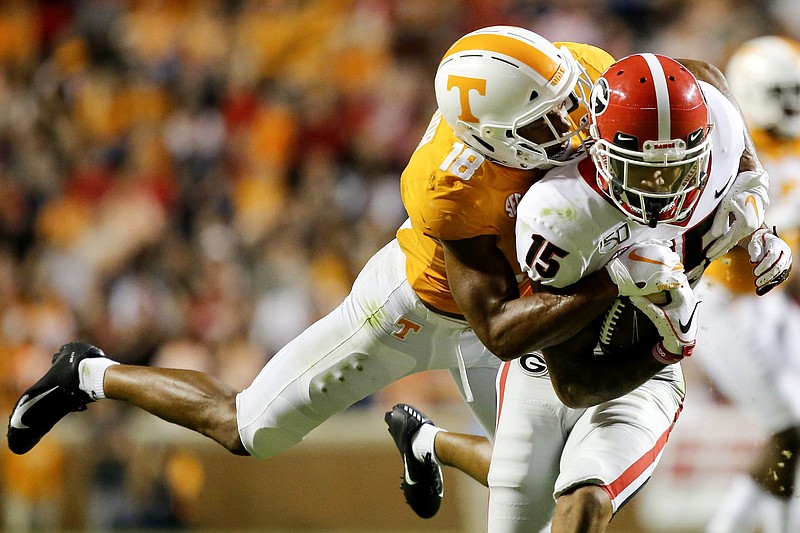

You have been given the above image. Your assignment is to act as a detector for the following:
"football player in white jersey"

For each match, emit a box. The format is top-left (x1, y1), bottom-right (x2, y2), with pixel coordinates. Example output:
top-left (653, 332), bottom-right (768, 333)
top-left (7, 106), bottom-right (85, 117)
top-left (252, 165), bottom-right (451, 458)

top-left (487, 53), bottom-right (793, 533)
top-left (696, 36), bottom-right (800, 533)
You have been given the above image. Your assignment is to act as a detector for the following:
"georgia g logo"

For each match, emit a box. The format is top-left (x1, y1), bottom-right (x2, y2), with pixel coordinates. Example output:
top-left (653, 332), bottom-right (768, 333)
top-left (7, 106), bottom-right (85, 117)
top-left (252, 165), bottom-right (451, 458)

top-left (519, 353), bottom-right (548, 376)
top-left (590, 77), bottom-right (610, 116)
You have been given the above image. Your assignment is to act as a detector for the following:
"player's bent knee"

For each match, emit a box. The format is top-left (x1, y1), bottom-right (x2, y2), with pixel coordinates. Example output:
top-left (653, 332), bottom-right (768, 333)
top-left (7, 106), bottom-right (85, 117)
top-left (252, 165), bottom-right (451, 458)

top-left (246, 426), bottom-right (303, 460)
top-left (556, 484), bottom-right (613, 526)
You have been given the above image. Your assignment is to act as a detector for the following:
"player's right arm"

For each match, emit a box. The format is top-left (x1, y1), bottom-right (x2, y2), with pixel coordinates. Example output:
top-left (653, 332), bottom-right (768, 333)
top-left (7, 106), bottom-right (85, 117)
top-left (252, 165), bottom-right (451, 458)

top-left (442, 235), bottom-right (616, 361)
top-left (446, 228), bottom-right (670, 408)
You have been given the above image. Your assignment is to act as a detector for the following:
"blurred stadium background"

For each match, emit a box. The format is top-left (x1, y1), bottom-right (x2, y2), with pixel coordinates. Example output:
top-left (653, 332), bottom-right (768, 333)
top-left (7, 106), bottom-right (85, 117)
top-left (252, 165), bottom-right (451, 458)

top-left (0, 1), bottom-right (796, 531)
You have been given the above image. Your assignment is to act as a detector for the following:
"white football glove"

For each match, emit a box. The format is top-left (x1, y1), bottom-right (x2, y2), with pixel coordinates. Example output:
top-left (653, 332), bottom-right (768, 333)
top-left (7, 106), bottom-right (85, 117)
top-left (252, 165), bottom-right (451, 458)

top-left (606, 240), bottom-right (687, 297)
top-left (748, 227), bottom-right (793, 295)
top-left (630, 283), bottom-right (700, 365)
top-left (707, 169), bottom-right (769, 261)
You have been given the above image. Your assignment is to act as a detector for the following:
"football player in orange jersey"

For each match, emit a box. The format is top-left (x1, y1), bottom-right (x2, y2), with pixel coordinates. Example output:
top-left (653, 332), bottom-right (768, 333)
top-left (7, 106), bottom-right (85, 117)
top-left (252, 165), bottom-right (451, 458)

top-left (695, 36), bottom-right (800, 533)
top-left (7, 26), bottom-right (772, 529)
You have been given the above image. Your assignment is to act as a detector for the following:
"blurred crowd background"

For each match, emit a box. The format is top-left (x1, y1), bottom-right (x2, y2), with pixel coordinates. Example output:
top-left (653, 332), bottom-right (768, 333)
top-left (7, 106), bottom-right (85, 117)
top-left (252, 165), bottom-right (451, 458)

top-left (0, 0), bottom-right (798, 531)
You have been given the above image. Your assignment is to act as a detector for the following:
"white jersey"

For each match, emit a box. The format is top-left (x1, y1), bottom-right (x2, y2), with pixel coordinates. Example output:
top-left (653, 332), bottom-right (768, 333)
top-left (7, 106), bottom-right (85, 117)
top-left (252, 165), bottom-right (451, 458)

top-left (515, 81), bottom-right (745, 288)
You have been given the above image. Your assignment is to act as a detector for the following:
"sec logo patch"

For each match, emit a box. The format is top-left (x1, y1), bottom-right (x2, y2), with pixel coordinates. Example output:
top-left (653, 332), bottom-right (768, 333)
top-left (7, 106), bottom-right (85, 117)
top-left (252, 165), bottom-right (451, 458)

top-left (518, 353), bottom-right (548, 376)
top-left (505, 192), bottom-right (522, 217)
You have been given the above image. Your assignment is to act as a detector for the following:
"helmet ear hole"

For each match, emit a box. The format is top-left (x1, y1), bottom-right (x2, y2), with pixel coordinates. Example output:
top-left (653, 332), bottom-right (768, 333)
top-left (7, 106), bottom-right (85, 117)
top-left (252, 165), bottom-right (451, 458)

top-left (471, 135), bottom-right (496, 153)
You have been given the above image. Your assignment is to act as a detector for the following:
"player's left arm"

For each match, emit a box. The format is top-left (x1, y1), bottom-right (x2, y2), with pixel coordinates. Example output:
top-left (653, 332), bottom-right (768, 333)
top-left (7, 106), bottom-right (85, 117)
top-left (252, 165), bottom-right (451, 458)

top-left (682, 62), bottom-right (795, 293)
top-left (679, 60), bottom-right (776, 263)
top-left (442, 235), bottom-right (616, 361)
top-left (539, 311), bottom-right (667, 408)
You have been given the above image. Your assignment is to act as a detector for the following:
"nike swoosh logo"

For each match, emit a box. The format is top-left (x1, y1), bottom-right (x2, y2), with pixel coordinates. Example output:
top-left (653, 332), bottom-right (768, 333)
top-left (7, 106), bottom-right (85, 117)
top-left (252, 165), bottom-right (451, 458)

top-left (688, 129), bottom-right (703, 143)
top-left (714, 175), bottom-right (734, 199)
top-left (403, 456), bottom-right (418, 486)
top-left (9, 386), bottom-right (59, 430)
top-left (628, 249), bottom-right (684, 271)
top-left (745, 194), bottom-right (760, 219)
top-left (678, 302), bottom-right (701, 334)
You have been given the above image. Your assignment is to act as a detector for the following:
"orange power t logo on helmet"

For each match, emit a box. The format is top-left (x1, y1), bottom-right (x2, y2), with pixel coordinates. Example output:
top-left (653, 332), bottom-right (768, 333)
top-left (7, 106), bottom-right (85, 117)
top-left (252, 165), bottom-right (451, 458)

top-left (447, 75), bottom-right (486, 122)
top-left (441, 32), bottom-right (562, 125)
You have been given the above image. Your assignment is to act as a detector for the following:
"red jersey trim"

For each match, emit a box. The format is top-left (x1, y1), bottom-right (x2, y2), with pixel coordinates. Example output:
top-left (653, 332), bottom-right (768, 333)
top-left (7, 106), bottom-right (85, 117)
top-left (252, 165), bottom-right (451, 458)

top-left (600, 401), bottom-right (684, 500)
top-left (495, 361), bottom-right (513, 435)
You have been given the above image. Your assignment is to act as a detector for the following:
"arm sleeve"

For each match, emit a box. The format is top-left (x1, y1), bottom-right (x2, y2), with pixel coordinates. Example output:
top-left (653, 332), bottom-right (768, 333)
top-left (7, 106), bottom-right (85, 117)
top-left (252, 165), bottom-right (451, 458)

top-left (515, 183), bottom-right (590, 288)
top-left (419, 180), bottom-right (496, 241)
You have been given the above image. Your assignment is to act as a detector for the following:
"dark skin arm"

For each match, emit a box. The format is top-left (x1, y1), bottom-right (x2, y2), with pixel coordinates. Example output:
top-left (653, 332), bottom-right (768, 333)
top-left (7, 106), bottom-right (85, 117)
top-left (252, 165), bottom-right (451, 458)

top-left (540, 322), bottom-right (665, 408)
top-left (444, 235), bottom-right (668, 407)
top-left (444, 235), bottom-right (666, 408)
top-left (442, 235), bottom-right (616, 360)
top-left (678, 58), bottom-right (762, 174)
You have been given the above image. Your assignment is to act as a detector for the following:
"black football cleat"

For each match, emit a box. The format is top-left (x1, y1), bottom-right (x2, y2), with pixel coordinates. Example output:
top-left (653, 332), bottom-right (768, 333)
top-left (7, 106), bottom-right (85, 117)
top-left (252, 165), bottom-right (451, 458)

top-left (384, 403), bottom-right (443, 519)
top-left (7, 341), bottom-right (105, 454)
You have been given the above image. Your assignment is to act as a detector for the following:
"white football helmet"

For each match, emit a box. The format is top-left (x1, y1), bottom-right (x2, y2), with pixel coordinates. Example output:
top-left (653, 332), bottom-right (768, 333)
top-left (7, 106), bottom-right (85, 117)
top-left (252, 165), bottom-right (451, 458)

top-left (434, 26), bottom-right (592, 169)
top-left (726, 36), bottom-right (800, 138)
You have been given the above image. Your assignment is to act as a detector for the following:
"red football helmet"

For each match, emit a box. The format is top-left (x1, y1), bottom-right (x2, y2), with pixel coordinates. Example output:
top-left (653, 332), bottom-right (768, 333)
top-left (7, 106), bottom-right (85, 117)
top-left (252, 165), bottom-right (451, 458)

top-left (588, 53), bottom-right (713, 227)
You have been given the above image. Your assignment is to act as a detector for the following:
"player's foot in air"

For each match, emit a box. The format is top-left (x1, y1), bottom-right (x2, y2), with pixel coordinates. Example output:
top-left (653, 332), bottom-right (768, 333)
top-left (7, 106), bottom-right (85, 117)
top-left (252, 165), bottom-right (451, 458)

top-left (7, 341), bottom-right (105, 454)
top-left (384, 403), bottom-right (443, 519)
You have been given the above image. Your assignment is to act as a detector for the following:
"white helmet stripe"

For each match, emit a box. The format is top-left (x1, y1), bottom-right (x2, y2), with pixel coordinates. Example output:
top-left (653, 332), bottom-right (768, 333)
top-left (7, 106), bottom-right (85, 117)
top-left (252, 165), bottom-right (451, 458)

top-left (642, 53), bottom-right (671, 140)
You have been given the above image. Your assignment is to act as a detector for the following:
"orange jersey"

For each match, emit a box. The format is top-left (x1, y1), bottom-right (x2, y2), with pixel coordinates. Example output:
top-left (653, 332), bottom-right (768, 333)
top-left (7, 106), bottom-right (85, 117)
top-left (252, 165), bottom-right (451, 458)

top-left (397, 42), bottom-right (615, 314)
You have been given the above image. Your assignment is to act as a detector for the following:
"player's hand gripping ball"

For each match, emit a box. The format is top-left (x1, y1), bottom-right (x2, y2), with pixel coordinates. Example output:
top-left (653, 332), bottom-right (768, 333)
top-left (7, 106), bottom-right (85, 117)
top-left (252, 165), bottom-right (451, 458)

top-left (598, 295), bottom-right (662, 356)
top-left (605, 240), bottom-right (687, 297)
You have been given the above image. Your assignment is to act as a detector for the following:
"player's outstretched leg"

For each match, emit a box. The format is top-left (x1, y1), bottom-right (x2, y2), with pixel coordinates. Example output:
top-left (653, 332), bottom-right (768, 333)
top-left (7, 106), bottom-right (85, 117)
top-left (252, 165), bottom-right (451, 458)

top-left (7, 341), bottom-right (105, 454)
top-left (384, 404), bottom-right (444, 519)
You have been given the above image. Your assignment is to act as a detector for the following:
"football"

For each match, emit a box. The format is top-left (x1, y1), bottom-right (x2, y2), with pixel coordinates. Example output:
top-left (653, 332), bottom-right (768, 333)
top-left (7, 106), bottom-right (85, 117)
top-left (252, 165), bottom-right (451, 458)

top-left (598, 296), bottom-right (662, 356)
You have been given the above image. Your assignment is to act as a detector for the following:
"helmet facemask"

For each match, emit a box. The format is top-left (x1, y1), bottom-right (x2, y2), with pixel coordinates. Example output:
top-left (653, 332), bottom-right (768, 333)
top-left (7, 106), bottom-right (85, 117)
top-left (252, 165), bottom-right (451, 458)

top-left (766, 81), bottom-right (800, 137)
top-left (471, 90), bottom-right (589, 169)
top-left (592, 127), bottom-right (712, 227)
top-left (589, 53), bottom-right (714, 227)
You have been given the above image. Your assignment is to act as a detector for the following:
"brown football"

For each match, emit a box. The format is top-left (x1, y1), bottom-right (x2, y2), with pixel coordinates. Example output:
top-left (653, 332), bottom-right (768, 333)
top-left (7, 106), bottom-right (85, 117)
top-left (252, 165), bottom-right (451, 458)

top-left (598, 296), bottom-right (662, 356)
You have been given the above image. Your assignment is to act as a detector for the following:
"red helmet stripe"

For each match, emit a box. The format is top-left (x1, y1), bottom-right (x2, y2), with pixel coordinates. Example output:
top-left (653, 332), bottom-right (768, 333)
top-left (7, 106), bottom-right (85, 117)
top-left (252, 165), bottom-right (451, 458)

top-left (641, 53), bottom-right (672, 140)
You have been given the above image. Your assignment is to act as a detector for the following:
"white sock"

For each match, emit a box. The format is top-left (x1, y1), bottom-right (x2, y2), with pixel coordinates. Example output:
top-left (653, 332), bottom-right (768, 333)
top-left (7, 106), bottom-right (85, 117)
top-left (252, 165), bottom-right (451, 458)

top-left (411, 423), bottom-right (444, 465)
top-left (788, 488), bottom-right (800, 533)
top-left (759, 493), bottom-right (793, 533)
top-left (706, 475), bottom-right (762, 533)
top-left (78, 358), bottom-right (119, 400)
